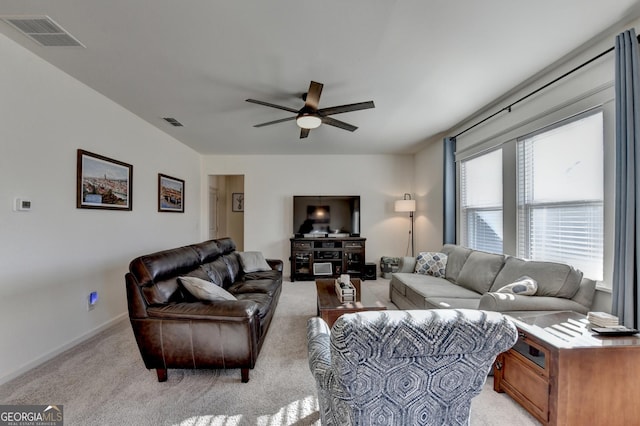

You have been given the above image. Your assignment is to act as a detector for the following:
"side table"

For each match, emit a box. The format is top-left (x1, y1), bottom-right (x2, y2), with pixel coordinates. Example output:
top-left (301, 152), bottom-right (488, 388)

top-left (494, 310), bottom-right (640, 425)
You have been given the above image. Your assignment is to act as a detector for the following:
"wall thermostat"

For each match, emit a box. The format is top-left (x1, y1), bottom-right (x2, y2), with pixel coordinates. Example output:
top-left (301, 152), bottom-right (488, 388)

top-left (14, 198), bottom-right (32, 211)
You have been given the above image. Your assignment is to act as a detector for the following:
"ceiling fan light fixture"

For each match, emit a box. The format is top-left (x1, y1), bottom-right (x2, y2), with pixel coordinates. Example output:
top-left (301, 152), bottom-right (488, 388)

top-left (296, 114), bottom-right (322, 129)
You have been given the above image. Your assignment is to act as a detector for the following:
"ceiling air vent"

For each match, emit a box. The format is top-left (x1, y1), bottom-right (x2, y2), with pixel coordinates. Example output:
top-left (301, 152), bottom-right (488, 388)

top-left (1, 16), bottom-right (84, 47)
top-left (163, 117), bottom-right (184, 127)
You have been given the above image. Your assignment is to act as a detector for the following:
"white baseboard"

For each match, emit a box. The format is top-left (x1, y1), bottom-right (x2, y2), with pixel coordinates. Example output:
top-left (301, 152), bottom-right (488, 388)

top-left (0, 313), bottom-right (128, 386)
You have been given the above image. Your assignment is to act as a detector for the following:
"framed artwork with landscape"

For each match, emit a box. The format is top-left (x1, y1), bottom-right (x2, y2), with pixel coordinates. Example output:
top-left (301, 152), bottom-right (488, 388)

top-left (77, 149), bottom-right (132, 210)
top-left (158, 173), bottom-right (185, 213)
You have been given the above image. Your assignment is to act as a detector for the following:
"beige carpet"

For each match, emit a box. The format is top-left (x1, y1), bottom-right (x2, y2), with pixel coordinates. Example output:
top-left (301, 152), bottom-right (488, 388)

top-left (0, 279), bottom-right (540, 425)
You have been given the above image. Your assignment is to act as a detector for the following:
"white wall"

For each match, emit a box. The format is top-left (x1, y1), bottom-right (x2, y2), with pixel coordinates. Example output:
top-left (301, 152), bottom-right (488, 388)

top-left (414, 138), bottom-right (446, 252)
top-left (201, 155), bottom-right (414, 277)
top-left (0, 34), bottom-right (202, 383)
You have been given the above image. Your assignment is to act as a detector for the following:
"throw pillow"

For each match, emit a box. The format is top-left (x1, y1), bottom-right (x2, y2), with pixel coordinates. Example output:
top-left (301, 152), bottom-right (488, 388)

top-left (238, 251), bottom-right (272, 273)
top-left (414, 252), bottom-right (448, 278)
top-left (496, 276), bottom-right (538, 296)
top-left (178, 276), bottom-right (237, 301)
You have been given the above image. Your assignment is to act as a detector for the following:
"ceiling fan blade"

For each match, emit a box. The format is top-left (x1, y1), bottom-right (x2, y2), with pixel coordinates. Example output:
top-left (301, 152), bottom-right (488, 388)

top-left (305, 81), bottom-right (323, 110)
top-left (317, 101), bottom-right (375, 116)
top-left (246, 99), bottom-right (299, 113)
top-left (300, 128), bottom-right (310, 139)
top-left (321, 116), bottom-right (358, 132)
top-left (253, 116), bottom-right (296, 128)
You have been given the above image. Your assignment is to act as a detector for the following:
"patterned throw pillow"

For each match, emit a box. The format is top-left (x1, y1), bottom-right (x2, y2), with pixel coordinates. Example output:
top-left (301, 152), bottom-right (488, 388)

top-left (414, 252), bottom-right (448, 277)
top-left (496, 276), bottom-right (538, 296)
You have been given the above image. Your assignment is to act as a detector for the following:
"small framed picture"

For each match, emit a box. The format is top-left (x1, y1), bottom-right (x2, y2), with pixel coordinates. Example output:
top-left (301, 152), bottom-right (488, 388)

top-left (77, 149), bottom-right (132, 210)
top-left (158, 174), bottom-right (185, 213)
top-left (232, 192), bottom-right (244, 212)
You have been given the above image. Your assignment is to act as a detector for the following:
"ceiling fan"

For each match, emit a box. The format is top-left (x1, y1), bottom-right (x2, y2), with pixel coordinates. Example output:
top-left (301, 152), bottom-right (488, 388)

top-left (246, 81), bottom-right (375, 139)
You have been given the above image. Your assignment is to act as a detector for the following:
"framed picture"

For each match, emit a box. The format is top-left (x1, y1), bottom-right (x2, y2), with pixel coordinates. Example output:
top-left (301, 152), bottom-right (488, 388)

top-left (158, 173), bottom-right (185, 213)
top-left (232, 192), bottom-right (244, 212)
top-left (77, 149), bottom-right (132, 210)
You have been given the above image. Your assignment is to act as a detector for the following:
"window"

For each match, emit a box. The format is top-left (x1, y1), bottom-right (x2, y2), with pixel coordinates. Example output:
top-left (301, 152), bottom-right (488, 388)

top-left (517, 111), bottom-right (604, 280)
top-left (460, 149), bottom-right (503, 253)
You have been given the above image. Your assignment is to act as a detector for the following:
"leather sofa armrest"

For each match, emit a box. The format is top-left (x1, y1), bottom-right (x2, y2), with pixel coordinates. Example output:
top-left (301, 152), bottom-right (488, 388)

top-left (478, 293), bottom-right (590, 314)
top-left (126, 272), bottom-right (148, 319)
top-left (267, 259), bottom-right (284, 272)
top-left (147, 300), bottom-right (259, 321)
top-left (307, 317), bottom-right (333, 390)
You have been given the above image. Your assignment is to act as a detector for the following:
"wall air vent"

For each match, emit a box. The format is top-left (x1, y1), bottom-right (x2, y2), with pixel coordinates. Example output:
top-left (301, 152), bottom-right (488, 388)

top-left (163, 117), bottom-right (184, 127)
top-left (1, 16), bottom-right (84, 47)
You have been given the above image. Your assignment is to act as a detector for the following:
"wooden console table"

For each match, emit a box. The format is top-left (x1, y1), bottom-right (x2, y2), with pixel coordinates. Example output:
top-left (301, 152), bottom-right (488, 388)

top-left (290, 237), bottom-right (366, 281)
top-left (494, 311), bottom-right (640, 425)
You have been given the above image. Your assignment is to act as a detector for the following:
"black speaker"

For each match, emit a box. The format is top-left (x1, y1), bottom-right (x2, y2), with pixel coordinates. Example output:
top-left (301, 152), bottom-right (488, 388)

top-left (363, 262), bottom-right (377, 280)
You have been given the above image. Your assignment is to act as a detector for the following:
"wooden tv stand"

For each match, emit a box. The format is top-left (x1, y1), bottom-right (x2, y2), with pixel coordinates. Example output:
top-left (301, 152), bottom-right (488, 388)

top-left (494, 311), bottom-right (640, 425)
top-left (290, 236), bottom-right (365, 281)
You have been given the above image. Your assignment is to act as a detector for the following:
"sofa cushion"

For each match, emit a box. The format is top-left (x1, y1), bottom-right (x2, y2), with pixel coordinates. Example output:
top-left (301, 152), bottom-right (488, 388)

top-left (442, 245), bottom-right (473, 283)
top-left (190, 240), bottom-right (223, 263)
top-left (390, 274), bottom-right (408, 296)
top-left (179, 276), bottom-right (237, 301)
top-left (223, 253), bottom-right (241, 282)
top-left (455, 251), bottom-right (506, 294)
top-left (238, 251), bottom-right (272, 273)
top-left (571, 277), bottom-right (597, 309)
top-left (242, 269), bottom-right (282, 281)
top-left (414, 252), bottom-right (448, 277)
top-left (235, 292), bottom-right (273, 322)
top-left (424, 297), bottom-right (482, 310)
top-left (216, 237), bottom-right (237, 254)
top-left (228, 279), bottom-right (281, 296)
top-left (129, 246), bottom-right (201, 284)
top-left (142, 277), bottom-right (184, 305)
top-left (489, 257), bottom-right (583, 299)
top-left (202, 257), bottom-right (233, 288)
top-left (478, 292), bottom-right (591, 314)
top-left (496, 276), bottom-right (537, 296)
top-left (393, 273), bottom-right (480, 298)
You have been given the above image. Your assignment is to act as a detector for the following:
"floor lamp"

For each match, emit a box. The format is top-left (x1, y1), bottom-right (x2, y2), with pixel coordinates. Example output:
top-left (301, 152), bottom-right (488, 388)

top-left (395, 193), bottom-right (416, 257)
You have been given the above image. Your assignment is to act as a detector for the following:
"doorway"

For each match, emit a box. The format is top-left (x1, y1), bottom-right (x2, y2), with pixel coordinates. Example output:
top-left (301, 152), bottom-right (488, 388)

top-left (209, 175), bottom-right (245, 251)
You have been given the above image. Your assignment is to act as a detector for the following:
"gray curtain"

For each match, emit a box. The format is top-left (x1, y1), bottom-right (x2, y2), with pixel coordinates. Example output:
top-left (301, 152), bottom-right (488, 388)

top-left (443, 137), bottom-right (456, 244)
top-left (612, 29), bottom-right (640, 328)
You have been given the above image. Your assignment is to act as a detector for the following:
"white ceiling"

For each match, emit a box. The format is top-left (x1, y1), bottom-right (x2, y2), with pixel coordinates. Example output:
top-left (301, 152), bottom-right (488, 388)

top-left (1, 1), bottom-right (639, 155)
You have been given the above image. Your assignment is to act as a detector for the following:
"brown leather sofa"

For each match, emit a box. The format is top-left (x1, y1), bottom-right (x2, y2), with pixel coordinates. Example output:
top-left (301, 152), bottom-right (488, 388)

top-left (125, 237), bottom-right (283, 383)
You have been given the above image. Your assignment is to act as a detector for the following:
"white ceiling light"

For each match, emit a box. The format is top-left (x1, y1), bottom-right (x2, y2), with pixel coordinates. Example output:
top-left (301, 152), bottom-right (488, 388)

top-left (296, 114), bottom-right (322, 129)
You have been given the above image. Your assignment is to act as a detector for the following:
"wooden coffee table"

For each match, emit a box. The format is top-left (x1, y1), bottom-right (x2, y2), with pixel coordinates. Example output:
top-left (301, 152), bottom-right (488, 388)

top-left (315, 278), bottom-right (387, 327)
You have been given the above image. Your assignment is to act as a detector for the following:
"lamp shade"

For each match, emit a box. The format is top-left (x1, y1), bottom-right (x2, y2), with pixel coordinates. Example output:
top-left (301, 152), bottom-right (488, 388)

top-left (395, 199), bottom-right (416, 212)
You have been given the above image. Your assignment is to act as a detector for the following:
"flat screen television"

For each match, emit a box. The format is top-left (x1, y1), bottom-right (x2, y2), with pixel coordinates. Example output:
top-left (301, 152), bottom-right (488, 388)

top-left (293, 195), bottom-right (360, 237)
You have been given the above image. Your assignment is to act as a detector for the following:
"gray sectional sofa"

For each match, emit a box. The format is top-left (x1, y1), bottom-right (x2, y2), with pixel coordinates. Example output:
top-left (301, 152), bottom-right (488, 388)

top-left (389, 244), bottom-right (596, 314)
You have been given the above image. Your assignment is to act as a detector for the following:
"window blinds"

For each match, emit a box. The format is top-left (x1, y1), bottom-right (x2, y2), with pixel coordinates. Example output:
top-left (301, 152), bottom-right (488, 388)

top-left (517, 111), bottom-right (604, 280)
top-left (460, 149), bottom-right (503, 254)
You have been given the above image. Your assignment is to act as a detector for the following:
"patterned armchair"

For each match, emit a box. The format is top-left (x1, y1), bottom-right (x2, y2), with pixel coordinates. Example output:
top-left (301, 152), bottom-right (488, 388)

top-left (307, 309), bottom-right (517, 425)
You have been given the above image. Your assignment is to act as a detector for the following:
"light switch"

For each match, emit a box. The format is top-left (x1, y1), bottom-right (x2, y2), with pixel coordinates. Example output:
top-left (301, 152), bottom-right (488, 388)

top-left (13, 198), bottom-right (32, 211)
